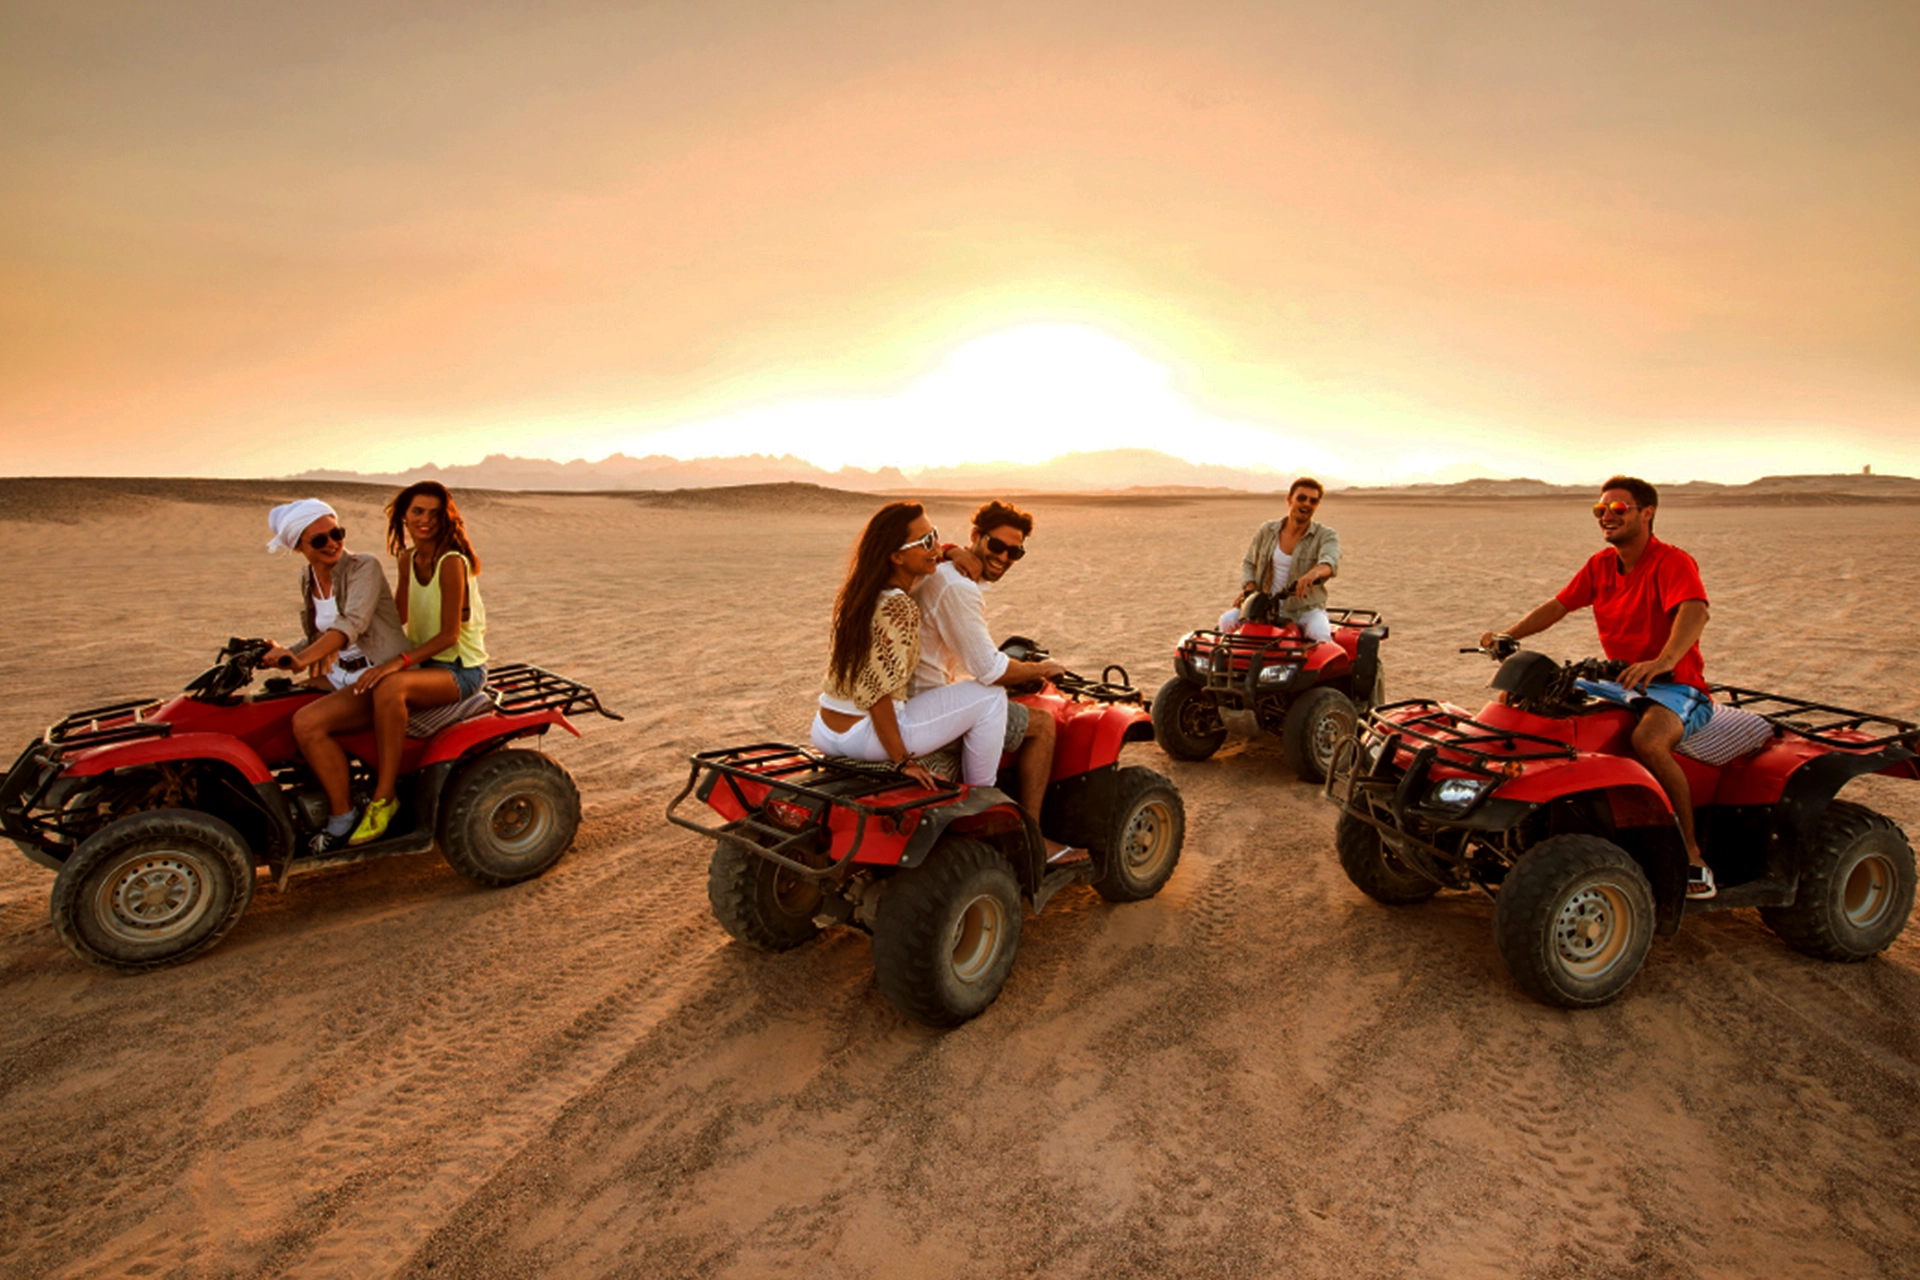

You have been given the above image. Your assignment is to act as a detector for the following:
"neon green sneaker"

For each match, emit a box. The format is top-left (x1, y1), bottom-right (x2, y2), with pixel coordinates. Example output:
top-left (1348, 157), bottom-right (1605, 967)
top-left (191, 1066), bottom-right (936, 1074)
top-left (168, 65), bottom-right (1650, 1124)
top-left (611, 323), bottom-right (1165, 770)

top-left (349, 796), bottom-right (399, 846)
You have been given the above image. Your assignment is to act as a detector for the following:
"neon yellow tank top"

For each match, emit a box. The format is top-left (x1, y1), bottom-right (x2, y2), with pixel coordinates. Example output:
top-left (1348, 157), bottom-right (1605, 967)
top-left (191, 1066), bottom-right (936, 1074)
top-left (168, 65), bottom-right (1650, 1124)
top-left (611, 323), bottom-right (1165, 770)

top-left (405, 550), bottom-right (488, 667)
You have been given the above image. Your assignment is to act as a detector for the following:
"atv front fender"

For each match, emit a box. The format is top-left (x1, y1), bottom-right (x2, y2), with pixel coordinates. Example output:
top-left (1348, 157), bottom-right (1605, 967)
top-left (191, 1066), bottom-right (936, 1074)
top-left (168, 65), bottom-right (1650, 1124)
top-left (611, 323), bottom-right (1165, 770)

top-left (1493, 755), bottom-right (1673, 821)
top-left (1051, 705), bottom-right (1153, 779)
top-left (60, 732), bottom-right (273, 785)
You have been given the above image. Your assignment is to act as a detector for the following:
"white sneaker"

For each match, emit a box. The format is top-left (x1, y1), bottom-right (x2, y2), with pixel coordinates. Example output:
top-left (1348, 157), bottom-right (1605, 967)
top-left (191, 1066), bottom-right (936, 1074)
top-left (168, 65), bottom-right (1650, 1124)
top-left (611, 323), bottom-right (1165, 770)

top-left (1686, 864), bottom-right (1717, 900)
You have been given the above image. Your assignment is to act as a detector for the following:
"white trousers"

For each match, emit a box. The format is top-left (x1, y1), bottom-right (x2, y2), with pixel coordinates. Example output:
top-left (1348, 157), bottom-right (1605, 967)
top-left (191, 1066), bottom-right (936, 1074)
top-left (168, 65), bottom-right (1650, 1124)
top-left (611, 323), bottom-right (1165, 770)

top-left (1218, 606), bottom-right (1333, 643)
top-left (811, 680), bottom-right (1009, 785)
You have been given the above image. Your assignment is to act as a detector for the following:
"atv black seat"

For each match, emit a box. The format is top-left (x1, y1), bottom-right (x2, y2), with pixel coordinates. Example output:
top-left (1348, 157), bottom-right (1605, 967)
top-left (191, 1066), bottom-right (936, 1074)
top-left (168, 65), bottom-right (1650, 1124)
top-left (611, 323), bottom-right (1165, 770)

top-left (1711, 686), bottom-right (1920, 752)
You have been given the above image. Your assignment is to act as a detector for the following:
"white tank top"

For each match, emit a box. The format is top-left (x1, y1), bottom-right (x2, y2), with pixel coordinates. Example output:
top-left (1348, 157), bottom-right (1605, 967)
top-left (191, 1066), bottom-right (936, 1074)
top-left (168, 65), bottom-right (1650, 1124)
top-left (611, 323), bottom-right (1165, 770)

top-left (313, 585), bottom-right (368, 688)
top-left (1269, 546), bottom-right (1296, 593)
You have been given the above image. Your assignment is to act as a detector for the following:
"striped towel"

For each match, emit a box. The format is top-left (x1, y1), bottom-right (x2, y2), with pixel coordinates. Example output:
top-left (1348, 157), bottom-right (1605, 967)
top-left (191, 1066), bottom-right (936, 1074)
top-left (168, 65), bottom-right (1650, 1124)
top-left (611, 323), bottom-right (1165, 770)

top-left (1677, 703), bottom-right (1776, 766)
top-left (406, 691), bottom-right (496, 739)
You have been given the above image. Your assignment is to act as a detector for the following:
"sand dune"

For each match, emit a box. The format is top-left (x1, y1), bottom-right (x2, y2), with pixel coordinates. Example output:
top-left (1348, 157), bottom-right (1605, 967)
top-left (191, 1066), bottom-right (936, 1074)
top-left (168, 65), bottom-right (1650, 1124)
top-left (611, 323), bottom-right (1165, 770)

top-left (1, 481), bottom-right (1917, 1278)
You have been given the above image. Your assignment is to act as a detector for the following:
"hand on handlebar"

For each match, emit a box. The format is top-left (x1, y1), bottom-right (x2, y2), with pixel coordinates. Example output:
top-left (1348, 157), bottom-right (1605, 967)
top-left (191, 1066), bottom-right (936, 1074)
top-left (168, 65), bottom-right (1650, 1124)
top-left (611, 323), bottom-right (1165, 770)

top-left (1038, 659), bottom-right (1067, 679)
top-left (1467, 632), bottom-right (1519, 659)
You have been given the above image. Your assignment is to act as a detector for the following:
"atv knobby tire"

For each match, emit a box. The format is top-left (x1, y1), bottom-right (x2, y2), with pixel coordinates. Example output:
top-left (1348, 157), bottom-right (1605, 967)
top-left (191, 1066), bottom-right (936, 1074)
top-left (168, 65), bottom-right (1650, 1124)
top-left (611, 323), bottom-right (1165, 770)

top-left (1090, 766), bottom-right (1185, 902)
top-left (1494, 834), bottom-right (1655, 1009)
top-left (873, 836), bottom-right (1022, 1026)
top-left (51, 808), bottom-right (254, 972)
top-left (708, 837), bottom-right (823, 951)
top-left (1152, 676), bottom-right (1226, 762)
top-left (1336, 810), bottom-right (1441, 905)
top-left (1760, 800), bottom-right (1915, 962)
top-left (439, 750), bottom-right (581, 886)
top-left (1282, 686), bottom-right (1356, 784)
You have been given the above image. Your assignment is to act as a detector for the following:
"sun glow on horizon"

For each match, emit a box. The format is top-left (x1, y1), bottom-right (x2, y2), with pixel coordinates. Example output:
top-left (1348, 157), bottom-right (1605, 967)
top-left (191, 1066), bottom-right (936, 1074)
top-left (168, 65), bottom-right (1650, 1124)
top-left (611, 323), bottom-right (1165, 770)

top-left (627, 324), bottom-right (1348, 477)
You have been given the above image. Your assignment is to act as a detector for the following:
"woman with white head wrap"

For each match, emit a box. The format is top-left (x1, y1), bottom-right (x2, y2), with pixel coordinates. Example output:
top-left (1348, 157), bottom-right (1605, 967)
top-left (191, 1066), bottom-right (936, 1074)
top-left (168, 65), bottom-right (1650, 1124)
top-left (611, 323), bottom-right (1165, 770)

top-left (258, 499), bottom-right (409, 854)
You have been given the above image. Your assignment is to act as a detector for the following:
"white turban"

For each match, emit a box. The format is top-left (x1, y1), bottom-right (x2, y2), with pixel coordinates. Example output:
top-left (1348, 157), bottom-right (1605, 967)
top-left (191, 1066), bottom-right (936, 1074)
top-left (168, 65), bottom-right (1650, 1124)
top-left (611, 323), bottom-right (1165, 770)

top-left (266, 499), bottom-right (338, 553)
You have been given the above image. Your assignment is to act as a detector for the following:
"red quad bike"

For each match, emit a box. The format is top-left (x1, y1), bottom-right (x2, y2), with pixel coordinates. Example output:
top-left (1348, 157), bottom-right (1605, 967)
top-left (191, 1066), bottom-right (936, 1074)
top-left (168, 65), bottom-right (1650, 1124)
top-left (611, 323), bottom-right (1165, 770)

top-left (1326, 637), bottom-right (1920, 1008)
top-left (1, 638), bottom-right (621, 972)
top-left (1153, 593), bottom-right (1390, 782)
top-left (666, 640), bottom-right (1184, 1027)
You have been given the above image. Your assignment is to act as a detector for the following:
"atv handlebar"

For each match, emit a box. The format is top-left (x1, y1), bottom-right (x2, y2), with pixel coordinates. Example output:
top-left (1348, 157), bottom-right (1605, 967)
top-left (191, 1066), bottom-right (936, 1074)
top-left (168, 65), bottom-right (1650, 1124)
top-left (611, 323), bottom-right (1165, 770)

top-left (1461, 634), bottom-right (1520, 661)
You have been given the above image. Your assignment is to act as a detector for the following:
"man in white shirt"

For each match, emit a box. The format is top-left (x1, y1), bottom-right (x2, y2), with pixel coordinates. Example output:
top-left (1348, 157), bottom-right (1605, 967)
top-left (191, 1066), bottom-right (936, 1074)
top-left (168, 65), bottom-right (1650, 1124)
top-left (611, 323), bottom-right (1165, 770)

top-left (911, 500), bottom-right (1075, 857)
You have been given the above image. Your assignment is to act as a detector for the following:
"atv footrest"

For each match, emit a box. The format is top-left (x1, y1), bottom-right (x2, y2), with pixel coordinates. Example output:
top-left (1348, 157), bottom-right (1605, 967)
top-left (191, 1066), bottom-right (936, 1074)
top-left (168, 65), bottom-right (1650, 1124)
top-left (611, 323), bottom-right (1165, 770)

top-left (1683, 876), bottom-right (1796, 915)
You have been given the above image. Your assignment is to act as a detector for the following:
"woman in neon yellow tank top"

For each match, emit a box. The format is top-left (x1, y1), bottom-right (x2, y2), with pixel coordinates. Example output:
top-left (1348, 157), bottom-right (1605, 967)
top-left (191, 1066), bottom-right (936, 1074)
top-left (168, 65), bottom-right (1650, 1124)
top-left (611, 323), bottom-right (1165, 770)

top-left (348, 481), bottom-right (489, 844)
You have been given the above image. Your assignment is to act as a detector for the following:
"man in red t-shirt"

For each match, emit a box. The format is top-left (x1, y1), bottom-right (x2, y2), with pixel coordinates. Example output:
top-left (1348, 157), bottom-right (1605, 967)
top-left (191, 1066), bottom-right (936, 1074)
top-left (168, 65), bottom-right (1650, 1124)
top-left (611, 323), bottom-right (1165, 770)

top-left (1478, 476), bottom-right (1717, 897)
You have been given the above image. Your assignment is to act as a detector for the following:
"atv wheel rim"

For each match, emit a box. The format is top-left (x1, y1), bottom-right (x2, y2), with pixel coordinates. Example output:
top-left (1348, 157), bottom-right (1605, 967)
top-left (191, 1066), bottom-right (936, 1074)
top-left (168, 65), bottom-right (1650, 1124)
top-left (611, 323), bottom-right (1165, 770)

top-left (771, 868), bottom-right (820, 919)
top-left (948, 892), bottom-right (1009, 986)
top-left (488, 792), bottom-right (554, 856)
top-left (1844, 852), bottom-right (1897, 930)
top-left (1553, 882), bottom-right (1634, 979)
top-left (1121, 799), bottom-right (1178, 879)
top-left (95, 852), bottom-right (211, 944)
top-left (1311, 707), bottom-right (1351, 774)
top-left (1177, 693), bottom-right (1221, 738)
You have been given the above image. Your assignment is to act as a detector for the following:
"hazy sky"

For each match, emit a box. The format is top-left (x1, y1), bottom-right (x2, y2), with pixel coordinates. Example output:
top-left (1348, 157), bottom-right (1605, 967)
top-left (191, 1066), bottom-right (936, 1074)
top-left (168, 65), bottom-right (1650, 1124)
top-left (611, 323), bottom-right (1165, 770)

top-left (5, 0), bottom-right (1917, 484)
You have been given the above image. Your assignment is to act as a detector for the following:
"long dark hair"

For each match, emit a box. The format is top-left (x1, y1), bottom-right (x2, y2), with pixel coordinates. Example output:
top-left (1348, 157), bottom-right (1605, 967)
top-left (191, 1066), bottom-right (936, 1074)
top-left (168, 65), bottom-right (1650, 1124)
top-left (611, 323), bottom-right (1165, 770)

top-left (386, 480), bottom-right (482, 574)
top-left (828, 501), bottom-right (924, 689)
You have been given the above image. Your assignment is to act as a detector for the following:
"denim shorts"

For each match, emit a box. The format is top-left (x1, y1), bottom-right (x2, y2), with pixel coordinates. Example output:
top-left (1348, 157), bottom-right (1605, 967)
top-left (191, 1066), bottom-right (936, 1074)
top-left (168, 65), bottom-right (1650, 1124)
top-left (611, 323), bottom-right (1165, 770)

top-left (1639, 681), bottom-right (1714, 741)
top-left (425, 659), bottom-right (487, 699)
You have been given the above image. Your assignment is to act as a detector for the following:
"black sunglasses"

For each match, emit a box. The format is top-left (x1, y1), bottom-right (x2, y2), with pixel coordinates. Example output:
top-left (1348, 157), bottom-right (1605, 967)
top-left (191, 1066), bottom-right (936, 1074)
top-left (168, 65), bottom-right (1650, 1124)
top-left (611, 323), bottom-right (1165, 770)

top-left (307, 526), bottom-right (346, 550)
top-left (985, 535), bottom-right (1025, 561)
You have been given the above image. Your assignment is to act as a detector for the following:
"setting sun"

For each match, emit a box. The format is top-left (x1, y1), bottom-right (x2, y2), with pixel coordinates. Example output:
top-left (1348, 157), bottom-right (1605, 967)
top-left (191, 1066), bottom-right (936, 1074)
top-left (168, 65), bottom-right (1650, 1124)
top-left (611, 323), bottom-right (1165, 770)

top-left (635, 323), bottom-right (1344, 477)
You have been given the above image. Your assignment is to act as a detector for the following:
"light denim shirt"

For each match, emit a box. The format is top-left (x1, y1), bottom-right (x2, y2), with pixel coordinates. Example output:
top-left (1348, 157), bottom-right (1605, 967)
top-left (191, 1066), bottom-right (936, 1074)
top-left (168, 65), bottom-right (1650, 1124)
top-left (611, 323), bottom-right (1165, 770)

top-left (1240, 519), bottom-right (1342, 616)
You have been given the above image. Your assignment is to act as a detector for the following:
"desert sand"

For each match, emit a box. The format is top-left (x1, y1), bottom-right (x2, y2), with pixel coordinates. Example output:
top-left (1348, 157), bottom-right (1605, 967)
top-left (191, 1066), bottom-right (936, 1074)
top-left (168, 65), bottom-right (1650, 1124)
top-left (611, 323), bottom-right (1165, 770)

top-left (2, 480), bottom-right (1919, 1279)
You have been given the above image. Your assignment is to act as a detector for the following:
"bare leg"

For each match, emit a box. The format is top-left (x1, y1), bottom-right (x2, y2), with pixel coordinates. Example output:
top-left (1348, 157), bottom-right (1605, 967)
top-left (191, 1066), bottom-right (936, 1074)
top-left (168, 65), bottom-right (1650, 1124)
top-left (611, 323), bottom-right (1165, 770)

top-left (1016, 710), bottom-right (1056, 825)
top-left (1632, 705), bottom-right (1702, 865)
top-left (367, 670), bottom-right (461, 801)
top-left (291, 689), bottom-right (374, 816)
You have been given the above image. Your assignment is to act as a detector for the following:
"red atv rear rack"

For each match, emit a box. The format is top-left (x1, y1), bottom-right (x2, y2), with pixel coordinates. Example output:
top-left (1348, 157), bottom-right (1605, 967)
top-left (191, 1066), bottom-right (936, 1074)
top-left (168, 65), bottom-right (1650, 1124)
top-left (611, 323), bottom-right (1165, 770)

top-left (665, 743), bottom-right (967, 879)
top-left (1711, 686), bottom-right (1918, 751)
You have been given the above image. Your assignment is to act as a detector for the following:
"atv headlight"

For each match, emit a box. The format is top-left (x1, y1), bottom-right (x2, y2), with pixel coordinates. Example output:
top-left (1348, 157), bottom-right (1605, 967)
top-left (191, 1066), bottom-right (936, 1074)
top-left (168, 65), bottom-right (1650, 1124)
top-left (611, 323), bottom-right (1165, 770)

top-left (1257, 665), bottom-right (1290, 685)
top-left (1426, 777), bottom-right (1492, 811)
top-left (1190, 655), bottom-right (1212, 673)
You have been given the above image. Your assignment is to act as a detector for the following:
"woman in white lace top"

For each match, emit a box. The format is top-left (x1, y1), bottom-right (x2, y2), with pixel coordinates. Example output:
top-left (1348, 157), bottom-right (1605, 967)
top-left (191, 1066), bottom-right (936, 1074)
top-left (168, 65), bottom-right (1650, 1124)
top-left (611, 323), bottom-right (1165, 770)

top-left (813, 502), bottom-right (1009, 787)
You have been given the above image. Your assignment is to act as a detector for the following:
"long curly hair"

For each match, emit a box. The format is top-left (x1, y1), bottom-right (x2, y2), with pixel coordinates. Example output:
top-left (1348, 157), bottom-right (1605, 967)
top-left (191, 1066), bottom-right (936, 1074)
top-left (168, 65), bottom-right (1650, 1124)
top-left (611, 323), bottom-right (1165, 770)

top-left (385, 480), bottom-right (482, 574)
top-left (828, 502), bottom-right (924, 689)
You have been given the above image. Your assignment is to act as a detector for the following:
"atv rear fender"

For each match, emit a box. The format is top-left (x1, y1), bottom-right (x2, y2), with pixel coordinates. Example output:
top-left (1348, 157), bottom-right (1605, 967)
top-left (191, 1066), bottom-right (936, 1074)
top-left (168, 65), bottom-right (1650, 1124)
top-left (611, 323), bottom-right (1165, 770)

top-left (419, 710), bottom-right (578, 767)
top-left (1776, 744), bottom-right (1920, 849)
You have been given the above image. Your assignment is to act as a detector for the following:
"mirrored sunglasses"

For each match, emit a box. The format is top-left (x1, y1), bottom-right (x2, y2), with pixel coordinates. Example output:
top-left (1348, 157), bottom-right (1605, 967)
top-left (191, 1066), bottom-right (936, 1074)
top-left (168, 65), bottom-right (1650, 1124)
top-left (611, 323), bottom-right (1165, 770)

top-left (1592, 501), bottom-right (1635, 518)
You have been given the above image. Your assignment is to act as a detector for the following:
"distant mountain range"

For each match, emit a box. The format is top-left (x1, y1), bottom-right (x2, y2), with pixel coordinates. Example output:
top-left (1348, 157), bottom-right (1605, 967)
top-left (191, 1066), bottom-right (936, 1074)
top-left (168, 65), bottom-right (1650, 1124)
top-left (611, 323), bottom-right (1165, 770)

top-left (1340, 472), bottom-right (1920, 501)
top-left (290, 448), bottom-right (1306, 493)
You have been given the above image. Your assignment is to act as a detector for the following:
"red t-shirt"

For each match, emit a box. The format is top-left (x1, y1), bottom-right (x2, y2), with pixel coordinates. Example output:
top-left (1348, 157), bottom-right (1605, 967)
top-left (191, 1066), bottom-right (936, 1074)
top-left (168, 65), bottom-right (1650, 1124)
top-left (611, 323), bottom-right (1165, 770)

top-left (1554, 537), bottom-right (1709, 690)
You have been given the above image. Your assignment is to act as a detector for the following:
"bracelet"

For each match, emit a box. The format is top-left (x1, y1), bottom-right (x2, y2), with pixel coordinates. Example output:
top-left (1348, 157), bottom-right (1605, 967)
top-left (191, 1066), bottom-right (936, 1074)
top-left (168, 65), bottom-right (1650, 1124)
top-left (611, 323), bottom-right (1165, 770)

top-left (895, 753), bottom-right (920, 770)
top-left (400, 653), bottom-right (412, 669)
